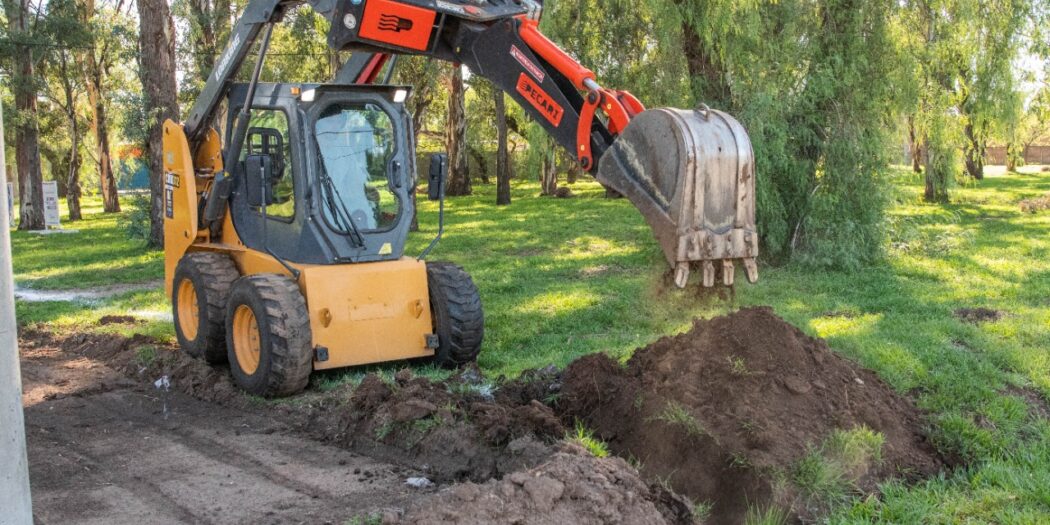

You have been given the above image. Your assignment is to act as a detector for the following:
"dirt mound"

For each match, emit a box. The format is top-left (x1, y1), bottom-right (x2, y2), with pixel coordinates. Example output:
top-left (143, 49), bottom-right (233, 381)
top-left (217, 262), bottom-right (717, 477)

top-left (97, 315), bottom-right (142, 326)
top-left (560, 307), bottom-right (944, 523)
top-left (309, 370), bottom-right (566, 483)
top-left (954, 307), bottom-right (1003, 324)
top-left (59, 332), bottom-right (246, 405)
top-left (399, 444), bottom-right (691, 525)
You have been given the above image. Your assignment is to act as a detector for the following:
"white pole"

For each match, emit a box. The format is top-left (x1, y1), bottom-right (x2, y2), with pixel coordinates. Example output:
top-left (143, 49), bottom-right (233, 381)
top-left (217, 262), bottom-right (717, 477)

top-left (0, 102), bottom-right (34, 524)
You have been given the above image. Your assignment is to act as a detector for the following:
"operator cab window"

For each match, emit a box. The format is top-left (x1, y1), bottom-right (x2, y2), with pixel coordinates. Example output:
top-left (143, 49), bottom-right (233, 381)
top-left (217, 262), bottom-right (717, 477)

top-left (314, 103), bottom-right (399, 232)
top-left (239, 108), bottom-right (295, 219)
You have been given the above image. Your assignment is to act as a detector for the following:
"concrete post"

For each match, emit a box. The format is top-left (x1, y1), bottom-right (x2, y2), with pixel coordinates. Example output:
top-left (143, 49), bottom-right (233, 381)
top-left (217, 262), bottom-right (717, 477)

top-left (0, 104), bottom-right (33, 524)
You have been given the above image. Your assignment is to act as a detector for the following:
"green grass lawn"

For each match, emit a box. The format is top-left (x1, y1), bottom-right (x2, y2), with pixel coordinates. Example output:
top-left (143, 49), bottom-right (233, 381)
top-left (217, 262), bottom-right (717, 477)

top-left (12, 166), bottom-right (1050, 522)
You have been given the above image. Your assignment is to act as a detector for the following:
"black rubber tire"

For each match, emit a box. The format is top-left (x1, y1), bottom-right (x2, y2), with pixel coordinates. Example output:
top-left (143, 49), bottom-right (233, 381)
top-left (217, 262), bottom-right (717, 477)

top-left (225, 274), bottom-right (313, 397)
top-left (172, 252), bottom-right (239, 363)
top-left (426, 262), bottom-right (484, 367)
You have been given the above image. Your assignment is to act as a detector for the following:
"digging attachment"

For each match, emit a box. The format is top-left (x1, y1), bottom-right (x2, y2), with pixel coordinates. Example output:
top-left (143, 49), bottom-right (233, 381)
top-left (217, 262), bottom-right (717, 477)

top-left (596, 106), bottom-right (758, 288)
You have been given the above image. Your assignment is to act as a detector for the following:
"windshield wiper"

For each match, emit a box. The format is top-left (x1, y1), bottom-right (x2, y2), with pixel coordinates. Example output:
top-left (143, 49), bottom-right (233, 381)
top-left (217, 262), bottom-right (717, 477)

top-left (317, 153), bottom-right (365, 247)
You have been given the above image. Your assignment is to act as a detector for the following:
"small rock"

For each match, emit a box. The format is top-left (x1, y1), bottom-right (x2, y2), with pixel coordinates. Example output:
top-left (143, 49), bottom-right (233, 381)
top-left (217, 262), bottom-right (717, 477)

top-left (405, 477), bottom-right (433, 488)
top-left (508, 472), bottom-right (530, 486)
top-left (784, 376), bottom-right (812, 395)
top-left (390, 399), bottom-right (438, 422)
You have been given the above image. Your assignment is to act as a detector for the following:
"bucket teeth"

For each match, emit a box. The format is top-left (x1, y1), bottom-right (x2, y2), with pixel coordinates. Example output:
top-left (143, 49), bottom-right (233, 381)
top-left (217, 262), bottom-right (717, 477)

top-left (722, 260), bottom-right (735, 286)
top-left (674, 262), bottom-right (690, 288)
top-left (702, 261), bottom-right (715, 288)
top-left (595, 107), bottom-right (759, 290)
top-left (743, 257), bottom-right (758, 284)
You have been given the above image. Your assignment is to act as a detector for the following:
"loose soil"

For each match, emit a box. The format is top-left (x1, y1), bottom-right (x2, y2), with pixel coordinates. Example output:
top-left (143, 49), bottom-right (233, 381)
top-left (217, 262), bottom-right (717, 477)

top-left (20, 332), bottom-right (426, 525)
top-left (21, 331), bottom-right (687, 524)
top-left (954, 307), bottom-right (1004, 324)
top-left (21, 306), bottom-right (950, 524)
top-left (559, 307), bottom-right (946, 523)
top-left (97, 314), bottom-right (142, 326)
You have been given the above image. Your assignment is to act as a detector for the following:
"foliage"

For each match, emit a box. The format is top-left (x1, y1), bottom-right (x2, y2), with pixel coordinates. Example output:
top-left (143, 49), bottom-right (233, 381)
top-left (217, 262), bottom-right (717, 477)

top-left (116, 192), bottom-right (152, 243)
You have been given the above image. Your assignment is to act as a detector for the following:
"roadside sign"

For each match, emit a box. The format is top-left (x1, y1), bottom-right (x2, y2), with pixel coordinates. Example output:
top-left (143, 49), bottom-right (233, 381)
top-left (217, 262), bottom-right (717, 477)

top-left (5, 182), bottom-right (11, 227)
top-left (42, 181), bottom-right (60, 228)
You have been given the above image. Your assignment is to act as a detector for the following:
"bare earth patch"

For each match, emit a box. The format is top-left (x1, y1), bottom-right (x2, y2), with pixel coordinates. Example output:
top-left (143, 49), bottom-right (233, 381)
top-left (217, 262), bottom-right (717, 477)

top-left (954, 307), bottom-right (1004, 324)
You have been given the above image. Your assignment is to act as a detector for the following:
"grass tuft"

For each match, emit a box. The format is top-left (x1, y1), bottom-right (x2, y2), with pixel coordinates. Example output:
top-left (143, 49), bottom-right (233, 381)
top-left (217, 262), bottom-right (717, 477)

top-left (568, 420), bottom-right (609, 458)
top-left (652, 400), bottom-right (707, 438)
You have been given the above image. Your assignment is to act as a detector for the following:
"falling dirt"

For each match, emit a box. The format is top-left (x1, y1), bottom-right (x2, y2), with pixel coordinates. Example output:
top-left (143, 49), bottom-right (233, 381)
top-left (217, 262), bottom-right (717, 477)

top-left (954, 307), bottom-right (1004, 324)
top-left (559, 307), bottom-right (946, 523)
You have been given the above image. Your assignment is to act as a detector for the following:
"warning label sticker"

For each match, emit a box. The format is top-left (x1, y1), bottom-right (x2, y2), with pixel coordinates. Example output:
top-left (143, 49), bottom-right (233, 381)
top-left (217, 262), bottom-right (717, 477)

top-left (511, 45), bottom-right (545, 82)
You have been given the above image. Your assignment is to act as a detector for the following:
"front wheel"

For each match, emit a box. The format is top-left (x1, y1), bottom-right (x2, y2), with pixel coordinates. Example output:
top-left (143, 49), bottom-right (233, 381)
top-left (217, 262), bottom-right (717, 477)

top-left (172, 252), bottom-right (239, 363)
top-left (225, 274), bottom-right (313, 397)
top-left (426, 262), bottom-right (484, 367)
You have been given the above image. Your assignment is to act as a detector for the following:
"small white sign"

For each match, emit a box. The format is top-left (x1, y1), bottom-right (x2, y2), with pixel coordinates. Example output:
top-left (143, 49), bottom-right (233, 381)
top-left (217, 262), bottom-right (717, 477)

top-left (6, 182), bottom-right (12, 227)
top-left (42, 181), bottom-right (60, 228)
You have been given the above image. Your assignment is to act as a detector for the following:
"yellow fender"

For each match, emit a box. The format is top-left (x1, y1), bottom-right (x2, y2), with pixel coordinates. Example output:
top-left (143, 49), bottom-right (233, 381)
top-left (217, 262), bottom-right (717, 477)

top-left (162, 120), bottom-right (199, 298)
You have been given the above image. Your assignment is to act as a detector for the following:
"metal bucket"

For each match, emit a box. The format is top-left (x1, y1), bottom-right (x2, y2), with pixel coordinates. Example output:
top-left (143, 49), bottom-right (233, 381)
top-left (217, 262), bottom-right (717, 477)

top-left (596, 106), bottom-right (758, 287)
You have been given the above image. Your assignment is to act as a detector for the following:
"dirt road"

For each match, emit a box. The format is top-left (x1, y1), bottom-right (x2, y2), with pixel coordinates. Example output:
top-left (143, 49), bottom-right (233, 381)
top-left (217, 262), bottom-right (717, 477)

top-left (21, 336), bottom-right (427, 524)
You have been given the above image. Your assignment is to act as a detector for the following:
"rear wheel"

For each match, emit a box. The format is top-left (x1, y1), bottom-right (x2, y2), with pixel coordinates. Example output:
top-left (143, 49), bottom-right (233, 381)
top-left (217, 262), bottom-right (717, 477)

top-left (172, 252), bottom-right (239, 363)
top-left (426, 262), bottom-right (484, 367)
top-left (225, 274), bottom-right (313, 397)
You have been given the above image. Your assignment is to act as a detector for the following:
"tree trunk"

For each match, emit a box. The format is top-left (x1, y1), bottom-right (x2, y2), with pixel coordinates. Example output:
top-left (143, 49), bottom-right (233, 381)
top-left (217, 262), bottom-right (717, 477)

top-left (469, 145), bottom-right (489, 184)
top-left (539, 139), bottom-right (557, 196)
top-left (86, 71), bottom-right (120, 212)
top-left (1005, 142), bottom-right (1017, 172)
top-left (138, 0), bottom-right (180, 248)
top-left (58, 53), bottom-right (83, 221)
top-left (679, 19), bottom-right (730, 107)
top-left (4, 0), bottom-right (45, 230)
top-left (566, 157), bottom-right (581, 184)
top-left (186, 0), bottom-right (231, 74)
top-left (444, 66), bottom-right (471, 196)
top-left (495, 89), bottom-right (510, 206)
top-left (81, 0), bottom-right (120, 213)
top-left (962, 122), bottom-right (984, 180)
top-left (908, 116), bottom-right (923, 174)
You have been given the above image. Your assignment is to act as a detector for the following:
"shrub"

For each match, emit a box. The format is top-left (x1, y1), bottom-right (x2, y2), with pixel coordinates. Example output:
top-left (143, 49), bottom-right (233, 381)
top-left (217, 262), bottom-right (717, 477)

top-left (116, 193), bottom-right (152, 243)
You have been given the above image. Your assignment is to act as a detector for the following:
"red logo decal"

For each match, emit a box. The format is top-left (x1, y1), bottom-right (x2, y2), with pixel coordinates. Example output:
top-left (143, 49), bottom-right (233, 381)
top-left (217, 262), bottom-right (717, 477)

top-left (378, 14), bottom-right (413, 32)
top-left (511, 45), bottom-right (545, 82)
top-left (516, 73), bottom-right (563, 127)
top-left (359, 0), bottom-right (436, 51)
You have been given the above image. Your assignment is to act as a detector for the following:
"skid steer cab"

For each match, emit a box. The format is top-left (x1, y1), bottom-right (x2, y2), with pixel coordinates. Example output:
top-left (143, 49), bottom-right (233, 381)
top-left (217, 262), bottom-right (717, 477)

top-left (162, 82), bottom-right (483, 397)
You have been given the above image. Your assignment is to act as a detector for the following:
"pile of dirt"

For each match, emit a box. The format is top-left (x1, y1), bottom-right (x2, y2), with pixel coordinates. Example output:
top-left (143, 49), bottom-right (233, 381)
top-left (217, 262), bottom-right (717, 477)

top-left (398, 444), bottom-right (691, 525)
top-left (954, 307), bottom-right (1003, 324)
top-left (559, 307), bottom-right (945, 523)
top-left (59, 331), bottom-right (246, 405)
top-left (307, 370), bottom-right (567, 483)
top-left (97, 315), bottom-right (142, 326)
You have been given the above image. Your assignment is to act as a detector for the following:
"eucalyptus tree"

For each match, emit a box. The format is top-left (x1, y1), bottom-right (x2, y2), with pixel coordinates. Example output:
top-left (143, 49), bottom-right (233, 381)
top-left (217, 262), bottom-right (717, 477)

top-left (36, 0), bottom-right (93, 221)
top-left (444, 64), bottom-right (470, 196)
top-left (1, 0), bottom-right (46, 229)
top-left (138, 0), bottom-right (180, 247)
top-left (78, 0), bottom-right (137, 213)
top-left (172, 0), bottom-right (234, 102)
